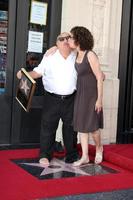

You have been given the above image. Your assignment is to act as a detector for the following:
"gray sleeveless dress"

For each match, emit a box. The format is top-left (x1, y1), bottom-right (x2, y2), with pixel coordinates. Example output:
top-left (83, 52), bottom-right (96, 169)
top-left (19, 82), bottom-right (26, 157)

top-left (73, 51), bottom-right (103, 133)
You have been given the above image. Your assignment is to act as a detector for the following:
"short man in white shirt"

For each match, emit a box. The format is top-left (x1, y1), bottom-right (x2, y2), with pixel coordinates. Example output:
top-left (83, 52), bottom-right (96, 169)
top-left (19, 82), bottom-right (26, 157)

top-left (17, 32), bottom-right (79, 166)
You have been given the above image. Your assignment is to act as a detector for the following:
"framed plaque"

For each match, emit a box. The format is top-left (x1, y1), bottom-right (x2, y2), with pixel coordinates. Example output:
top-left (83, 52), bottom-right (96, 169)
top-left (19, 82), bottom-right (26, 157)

top-left (16, 68), bottom-right (36, 112)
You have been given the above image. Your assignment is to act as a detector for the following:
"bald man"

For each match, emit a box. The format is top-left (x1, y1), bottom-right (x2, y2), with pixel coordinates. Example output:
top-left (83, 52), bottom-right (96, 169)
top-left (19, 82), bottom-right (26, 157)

top-left (17, 32), bottom-right (79, 165)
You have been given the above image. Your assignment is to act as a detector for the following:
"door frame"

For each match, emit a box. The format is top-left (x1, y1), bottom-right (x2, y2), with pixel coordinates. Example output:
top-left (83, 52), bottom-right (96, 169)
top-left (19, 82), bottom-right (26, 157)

top-left (0, 0), bottom-right (17, 144)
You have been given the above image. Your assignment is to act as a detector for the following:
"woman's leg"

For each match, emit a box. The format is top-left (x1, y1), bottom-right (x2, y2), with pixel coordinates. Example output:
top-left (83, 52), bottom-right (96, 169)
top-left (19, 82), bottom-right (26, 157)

top-left (73, 132), bottom-right (89, 166)
top-left (91, 129), bottom-right (103, 164)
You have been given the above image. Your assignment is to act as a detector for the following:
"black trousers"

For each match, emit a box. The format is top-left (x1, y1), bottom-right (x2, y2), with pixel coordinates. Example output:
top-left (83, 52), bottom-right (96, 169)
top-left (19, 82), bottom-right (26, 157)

top-left (40, 91), bottom-right (78, 161)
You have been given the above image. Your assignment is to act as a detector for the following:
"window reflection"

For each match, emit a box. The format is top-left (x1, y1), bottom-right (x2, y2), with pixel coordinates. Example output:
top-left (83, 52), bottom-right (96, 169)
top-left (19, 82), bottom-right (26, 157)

top-left (0, 1), bottom-right (8, 94)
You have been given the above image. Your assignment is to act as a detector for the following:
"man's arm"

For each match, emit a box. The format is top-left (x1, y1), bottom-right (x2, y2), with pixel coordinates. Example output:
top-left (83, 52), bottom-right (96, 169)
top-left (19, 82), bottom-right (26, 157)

top-left (17, 69), bottom-right (42, 80)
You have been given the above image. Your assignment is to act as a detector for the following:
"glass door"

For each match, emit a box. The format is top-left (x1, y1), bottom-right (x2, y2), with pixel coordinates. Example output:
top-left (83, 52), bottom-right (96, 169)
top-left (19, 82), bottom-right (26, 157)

top-left (19, 0), bottom-right (51, 143)
top-left (11, 0), bottom-right (62, 146)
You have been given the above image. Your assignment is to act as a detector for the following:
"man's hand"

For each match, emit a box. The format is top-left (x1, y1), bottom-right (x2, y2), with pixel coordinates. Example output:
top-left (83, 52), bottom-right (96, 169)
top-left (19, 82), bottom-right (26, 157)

top-left (17, 70), bottom-right (22, 79)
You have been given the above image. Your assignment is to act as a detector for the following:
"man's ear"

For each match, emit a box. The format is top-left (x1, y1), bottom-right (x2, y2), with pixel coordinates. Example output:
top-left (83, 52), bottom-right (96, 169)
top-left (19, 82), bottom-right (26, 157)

top-left (56, 41), bottom-right (59, 46)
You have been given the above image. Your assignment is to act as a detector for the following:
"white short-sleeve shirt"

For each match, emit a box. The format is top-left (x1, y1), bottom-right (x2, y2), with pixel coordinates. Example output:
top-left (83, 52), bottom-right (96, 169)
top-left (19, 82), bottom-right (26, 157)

top-left (33, 50), bottom-right (77, 95)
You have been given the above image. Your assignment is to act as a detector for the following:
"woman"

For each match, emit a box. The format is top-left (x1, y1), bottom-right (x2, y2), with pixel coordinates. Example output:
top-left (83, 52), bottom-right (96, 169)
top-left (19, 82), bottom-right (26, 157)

top-left (68, 26), bottom-right (104, 166)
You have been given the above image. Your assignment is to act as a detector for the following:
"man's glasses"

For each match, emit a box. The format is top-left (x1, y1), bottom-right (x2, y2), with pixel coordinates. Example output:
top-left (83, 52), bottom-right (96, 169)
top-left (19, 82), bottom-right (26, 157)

top-left (58, 35), bottom-right (71, 42)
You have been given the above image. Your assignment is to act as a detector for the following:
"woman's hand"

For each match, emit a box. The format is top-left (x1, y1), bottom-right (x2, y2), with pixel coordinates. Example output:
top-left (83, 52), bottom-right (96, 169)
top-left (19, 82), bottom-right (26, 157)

top-left (102, 72), bottom-right (106, 81)
top-left (95, 99), bottom-right (102, 113)
top-left (17, 70), bottom-right (22, 79)
top-left (45, 46), bottom-right (57, 56)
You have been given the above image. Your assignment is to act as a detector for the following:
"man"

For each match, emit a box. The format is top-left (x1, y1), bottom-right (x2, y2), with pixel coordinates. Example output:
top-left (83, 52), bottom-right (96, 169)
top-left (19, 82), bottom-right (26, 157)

top-left (17, 32), bottom-right (79, 165)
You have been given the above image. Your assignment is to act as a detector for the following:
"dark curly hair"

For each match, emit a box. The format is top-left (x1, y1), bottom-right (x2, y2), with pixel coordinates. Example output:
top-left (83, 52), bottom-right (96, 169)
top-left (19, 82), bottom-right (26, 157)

top-left (70, 26), bottom-right (94, 51)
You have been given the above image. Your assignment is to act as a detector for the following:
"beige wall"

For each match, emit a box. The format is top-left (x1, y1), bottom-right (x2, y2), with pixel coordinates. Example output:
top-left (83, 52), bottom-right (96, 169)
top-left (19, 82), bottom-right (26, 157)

top-left (56, 0), bottom-right (123, 144)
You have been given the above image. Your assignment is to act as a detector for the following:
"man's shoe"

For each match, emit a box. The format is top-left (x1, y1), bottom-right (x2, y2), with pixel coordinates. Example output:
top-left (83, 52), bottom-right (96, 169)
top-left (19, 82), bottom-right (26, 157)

top-left (65, 154), bottom-right (80, 163)
top-left (54, 141), bottom-right (64, 152)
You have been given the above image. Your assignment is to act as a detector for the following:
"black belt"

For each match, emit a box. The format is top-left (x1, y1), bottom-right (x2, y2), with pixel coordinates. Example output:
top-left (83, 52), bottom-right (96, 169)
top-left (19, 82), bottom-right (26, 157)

top-left (45, 91), bottom-right (75, 100)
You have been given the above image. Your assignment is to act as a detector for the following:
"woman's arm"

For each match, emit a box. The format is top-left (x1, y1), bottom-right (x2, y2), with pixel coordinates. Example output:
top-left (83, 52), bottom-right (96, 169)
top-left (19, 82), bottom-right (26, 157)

top-left (87, 51), bottom-right (103, 113)
top-left (45, 46), bottom-right (57, 56)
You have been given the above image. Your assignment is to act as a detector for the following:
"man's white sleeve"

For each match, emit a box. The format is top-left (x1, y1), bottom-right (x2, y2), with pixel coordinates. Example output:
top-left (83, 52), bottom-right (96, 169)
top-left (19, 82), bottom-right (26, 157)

top-left (33, 55), bottom-right (47, 75)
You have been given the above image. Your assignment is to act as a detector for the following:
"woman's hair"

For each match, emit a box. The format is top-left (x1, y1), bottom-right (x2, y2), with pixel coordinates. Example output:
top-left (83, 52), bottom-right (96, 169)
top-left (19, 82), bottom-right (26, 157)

top-left (70, 26), bottom-right (94, 51)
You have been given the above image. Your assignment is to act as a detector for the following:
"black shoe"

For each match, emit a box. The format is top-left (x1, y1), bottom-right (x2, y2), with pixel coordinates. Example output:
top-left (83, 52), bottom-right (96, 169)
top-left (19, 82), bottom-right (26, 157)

top-left (65, 153), bottom-right (80, 163)
top-left (54, 141), bottom-right (64, 152)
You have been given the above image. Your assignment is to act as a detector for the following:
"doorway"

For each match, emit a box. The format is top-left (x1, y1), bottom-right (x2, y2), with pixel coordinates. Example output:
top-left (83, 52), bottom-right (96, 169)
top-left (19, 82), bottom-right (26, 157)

top-left (0, 0), bottom-right (62, 146)
top-left (117, 0), bottom-right (133, 143)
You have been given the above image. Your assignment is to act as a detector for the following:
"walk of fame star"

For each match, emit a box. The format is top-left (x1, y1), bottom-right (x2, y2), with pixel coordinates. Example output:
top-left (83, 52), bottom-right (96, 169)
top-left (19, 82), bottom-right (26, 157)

top-left (12, 157), bottom-right (117, 180)
top-left (21, 158), bottom-right (91, 177)
top-left (20, 79), bottom-right (30, 95)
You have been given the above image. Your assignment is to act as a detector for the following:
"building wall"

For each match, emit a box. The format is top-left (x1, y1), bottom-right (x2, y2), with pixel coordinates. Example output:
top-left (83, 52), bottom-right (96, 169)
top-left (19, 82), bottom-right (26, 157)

top-left (56, 0), bottom-right (123, 144)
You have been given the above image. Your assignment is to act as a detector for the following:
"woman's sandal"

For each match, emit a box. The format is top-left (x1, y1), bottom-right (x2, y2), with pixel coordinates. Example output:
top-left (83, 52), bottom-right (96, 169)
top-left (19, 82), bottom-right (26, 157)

top-left (73, 157), bottom-right (89, 167)
top-left (95, 146), bottom-right (103, 164)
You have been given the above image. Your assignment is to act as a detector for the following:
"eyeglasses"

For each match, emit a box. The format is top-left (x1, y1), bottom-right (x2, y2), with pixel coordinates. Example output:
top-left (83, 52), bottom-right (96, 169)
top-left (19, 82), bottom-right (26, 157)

top-left (58, 35), bottom-right (71, 41)
top-left (70, 36), bottom-right (74, 40)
